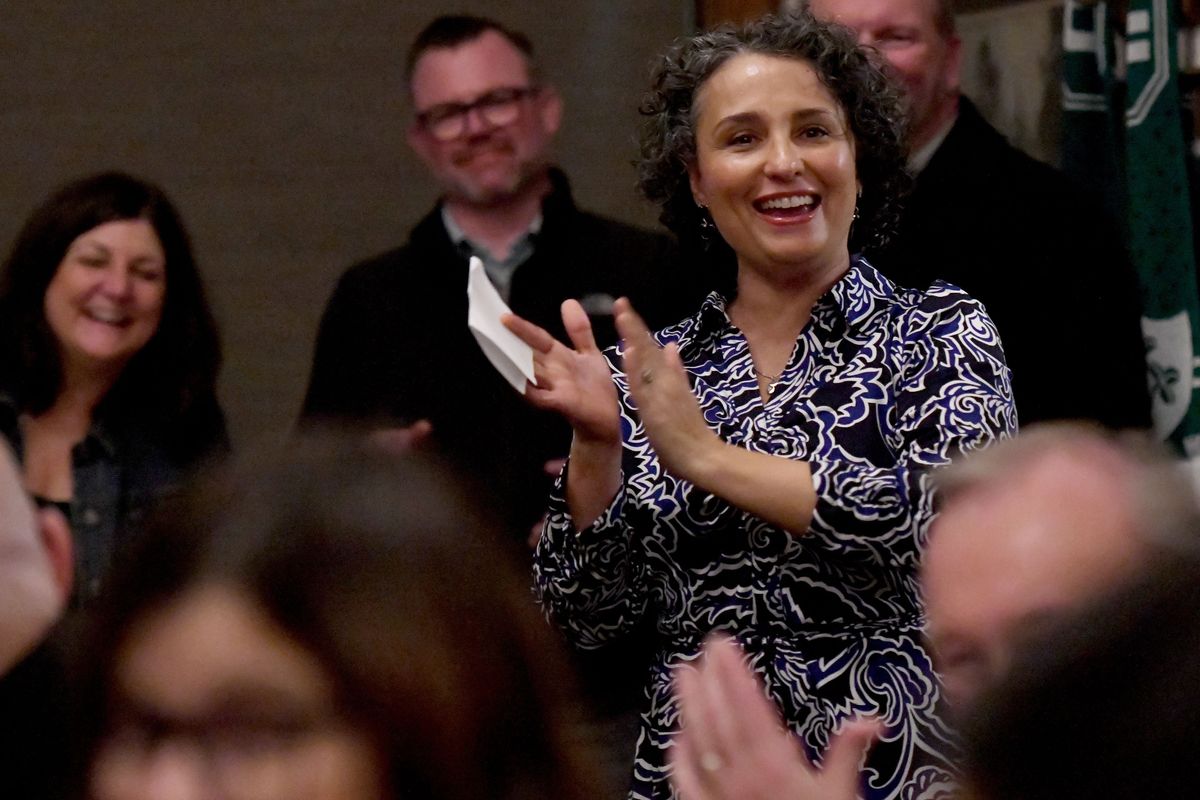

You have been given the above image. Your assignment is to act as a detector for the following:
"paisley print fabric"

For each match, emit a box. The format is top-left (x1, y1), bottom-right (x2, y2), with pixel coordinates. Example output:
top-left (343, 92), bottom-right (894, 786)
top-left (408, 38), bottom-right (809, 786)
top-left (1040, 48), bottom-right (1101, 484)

top-left (533, 257), bottom-right (1016, 799)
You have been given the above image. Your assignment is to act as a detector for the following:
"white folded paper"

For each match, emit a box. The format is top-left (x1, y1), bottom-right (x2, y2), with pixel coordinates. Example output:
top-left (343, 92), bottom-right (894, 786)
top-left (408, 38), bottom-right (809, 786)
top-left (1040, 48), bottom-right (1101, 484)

top-left (467, 256), bottom-right (537, 394)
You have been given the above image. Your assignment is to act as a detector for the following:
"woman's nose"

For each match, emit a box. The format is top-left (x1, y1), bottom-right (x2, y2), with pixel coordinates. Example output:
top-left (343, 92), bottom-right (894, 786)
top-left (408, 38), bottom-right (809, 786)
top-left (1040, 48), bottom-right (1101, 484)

top-left (100, 265), bottom-right (134, 299)
top-left (764, 139), bottom-right (803, 180)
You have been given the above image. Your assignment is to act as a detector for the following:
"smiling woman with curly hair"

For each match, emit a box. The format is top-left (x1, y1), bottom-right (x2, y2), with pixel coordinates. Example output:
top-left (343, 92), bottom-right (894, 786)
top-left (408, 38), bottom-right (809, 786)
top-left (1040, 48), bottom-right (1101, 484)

top-left (504, 12), bottom-right (1016, 798)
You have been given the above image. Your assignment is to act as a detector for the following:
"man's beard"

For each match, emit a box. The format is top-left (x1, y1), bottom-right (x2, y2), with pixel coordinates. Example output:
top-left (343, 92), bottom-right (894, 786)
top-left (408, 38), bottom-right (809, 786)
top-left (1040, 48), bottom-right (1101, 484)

top-left (446, 154), bottom-right (547, 206)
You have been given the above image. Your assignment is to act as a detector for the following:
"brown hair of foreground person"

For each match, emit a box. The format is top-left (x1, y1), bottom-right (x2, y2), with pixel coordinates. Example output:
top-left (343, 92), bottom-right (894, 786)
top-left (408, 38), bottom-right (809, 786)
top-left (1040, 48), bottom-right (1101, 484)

top-left (68, 437), bottom-right (607, 800)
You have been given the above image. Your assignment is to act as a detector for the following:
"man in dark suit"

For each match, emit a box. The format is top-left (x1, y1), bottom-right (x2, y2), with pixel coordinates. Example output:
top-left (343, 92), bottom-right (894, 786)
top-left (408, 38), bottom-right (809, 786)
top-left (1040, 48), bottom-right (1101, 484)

top-left (808, 0), bottom-right (1150, 429)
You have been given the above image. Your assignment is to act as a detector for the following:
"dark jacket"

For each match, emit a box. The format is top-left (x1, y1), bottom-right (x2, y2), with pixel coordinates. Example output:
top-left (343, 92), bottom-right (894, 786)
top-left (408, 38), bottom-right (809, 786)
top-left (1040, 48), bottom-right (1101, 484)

top-left (302, 170), bottom-right (708, 535)
top-left (869, 97), bottom-right (1151, 430)
top-left (0, 393), bottom-right (226, 606)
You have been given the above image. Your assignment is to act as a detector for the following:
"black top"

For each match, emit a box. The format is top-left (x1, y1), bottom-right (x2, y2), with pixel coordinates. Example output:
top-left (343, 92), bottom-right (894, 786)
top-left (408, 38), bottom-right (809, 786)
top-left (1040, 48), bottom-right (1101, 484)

top-left (868, 97), bottom-right (1151, 430)
top-left (301, 170), bottom-right (709, 535)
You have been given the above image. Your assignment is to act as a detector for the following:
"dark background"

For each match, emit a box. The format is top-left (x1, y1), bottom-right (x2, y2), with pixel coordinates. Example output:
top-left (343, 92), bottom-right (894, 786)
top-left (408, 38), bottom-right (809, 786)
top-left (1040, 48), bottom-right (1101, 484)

top-left (0, 1), bottom-right (694, 445)
top-left (0, 0), bottom-right (1050, 445)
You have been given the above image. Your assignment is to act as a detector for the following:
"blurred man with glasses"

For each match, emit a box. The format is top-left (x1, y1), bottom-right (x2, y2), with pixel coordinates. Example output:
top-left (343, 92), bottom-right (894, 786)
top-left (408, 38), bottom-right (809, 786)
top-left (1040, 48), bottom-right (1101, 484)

top-left (302, 15), bottom-right (703, 542)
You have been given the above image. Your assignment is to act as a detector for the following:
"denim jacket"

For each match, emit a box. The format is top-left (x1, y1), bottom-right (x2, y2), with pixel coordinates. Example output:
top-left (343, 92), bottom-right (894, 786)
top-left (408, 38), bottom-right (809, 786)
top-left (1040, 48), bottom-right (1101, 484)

top-left (0, 392), bottom-right (221, 605)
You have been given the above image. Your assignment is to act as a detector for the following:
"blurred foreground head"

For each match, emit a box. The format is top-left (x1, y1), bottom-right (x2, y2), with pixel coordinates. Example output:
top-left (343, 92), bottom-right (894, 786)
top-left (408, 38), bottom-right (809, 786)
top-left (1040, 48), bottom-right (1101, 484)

top-left (75, 437), bottom-right (603, 800)
top-left (923, 423), bottom-right (1200, 709)
top-left (963, 552), bottom-right (1200, 800)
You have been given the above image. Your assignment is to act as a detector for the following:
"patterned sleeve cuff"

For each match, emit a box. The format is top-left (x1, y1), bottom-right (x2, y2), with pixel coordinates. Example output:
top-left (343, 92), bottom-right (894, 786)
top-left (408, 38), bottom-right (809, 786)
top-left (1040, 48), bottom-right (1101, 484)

top-left (533, 466), bottom-right (644, 648)
top-left (535, 464), bottom-right (632, 578)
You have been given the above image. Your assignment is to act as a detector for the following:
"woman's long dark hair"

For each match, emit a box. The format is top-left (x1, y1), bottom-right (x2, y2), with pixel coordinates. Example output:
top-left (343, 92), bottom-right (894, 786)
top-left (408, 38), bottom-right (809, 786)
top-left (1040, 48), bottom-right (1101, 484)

top-left (0, 172), bottom-right (222, 458)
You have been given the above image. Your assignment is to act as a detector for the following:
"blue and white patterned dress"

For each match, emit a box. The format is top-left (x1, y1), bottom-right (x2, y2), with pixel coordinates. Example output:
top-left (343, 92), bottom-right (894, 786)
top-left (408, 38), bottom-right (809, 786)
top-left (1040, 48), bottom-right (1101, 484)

top-left (534, 257), bottom-right (1016, 799)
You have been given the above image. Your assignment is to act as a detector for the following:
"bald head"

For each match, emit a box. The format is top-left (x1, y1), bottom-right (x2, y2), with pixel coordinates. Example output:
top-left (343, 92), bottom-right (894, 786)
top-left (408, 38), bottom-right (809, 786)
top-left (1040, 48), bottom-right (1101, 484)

top-left (922, 426), bottom-right (1194, 710)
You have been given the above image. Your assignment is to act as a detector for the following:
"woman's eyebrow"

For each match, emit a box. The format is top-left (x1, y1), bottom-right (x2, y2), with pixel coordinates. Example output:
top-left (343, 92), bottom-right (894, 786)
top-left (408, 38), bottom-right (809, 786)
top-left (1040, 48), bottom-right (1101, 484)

top-left (792, 106), bottom-right (841, 119)
top-left (713, 111), bottom-right (763, 128)
top-left (72, 240), bottom-right (112, 254)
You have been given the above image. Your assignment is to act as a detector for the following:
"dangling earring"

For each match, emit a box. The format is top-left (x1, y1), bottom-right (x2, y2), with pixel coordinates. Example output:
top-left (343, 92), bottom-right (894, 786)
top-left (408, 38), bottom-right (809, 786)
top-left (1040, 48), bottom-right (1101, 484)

top-left (697, 204), bottom-right (716, 248)
top-left (849, 189), bottom-right (862, 250)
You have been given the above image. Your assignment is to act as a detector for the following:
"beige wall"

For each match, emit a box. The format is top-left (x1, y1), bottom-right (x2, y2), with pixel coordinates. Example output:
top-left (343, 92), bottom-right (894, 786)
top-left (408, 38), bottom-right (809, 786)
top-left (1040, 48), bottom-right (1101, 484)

top-left (0, 1), bottom-right (690, 446)
top-left (958, 0), bottom-right (1064, 165)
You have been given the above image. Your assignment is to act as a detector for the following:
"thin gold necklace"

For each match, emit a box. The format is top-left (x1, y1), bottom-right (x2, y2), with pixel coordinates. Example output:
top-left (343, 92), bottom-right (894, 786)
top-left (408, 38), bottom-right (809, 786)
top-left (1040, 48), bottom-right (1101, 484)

top-left (754, 366), bottom-right (781, 381)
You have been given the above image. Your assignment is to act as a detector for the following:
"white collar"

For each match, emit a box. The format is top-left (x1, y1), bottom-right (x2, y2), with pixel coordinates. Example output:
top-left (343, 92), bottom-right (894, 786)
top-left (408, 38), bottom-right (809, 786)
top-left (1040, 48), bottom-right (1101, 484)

top-left (907, 112), bottom-right (958, 176)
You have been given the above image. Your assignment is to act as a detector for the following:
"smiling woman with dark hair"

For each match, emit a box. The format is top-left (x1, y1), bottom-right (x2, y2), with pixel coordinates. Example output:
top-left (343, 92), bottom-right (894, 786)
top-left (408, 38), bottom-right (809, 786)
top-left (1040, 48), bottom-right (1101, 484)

top-left (504, 12), bottom-right (1015, 799)
top-left (0, 172), bottom-right (225, 604)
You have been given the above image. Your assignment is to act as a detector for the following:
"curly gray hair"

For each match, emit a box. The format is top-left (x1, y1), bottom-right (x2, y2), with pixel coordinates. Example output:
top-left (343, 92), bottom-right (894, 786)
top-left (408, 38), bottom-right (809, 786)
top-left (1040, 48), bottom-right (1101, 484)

top-left (637, 11), bottom-right (910, 258)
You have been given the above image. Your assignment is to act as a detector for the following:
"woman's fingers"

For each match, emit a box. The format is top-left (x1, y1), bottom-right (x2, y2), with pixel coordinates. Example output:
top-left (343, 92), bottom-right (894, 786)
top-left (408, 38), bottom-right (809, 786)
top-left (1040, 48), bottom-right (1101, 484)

top-left (505, 307), bottom-right (619, 447)
top-left (671, 705), bottom-right (715, 800)
top-left (671, 636), bottom-right (872, 800)
top-left (614, 297), bottom-right (657, 359)
top-left (615, 297), bottom-right (672, 394)
top-left (821, 720), bottom-right (880, 797)
top-left (663, 341), bottom-right (686, 374)
top-left (561, 299), bottom-right (601, 354)
top-left (613, 296), bottom-right (650, 336)
top-left (501, 312), bottom-right (558, 354)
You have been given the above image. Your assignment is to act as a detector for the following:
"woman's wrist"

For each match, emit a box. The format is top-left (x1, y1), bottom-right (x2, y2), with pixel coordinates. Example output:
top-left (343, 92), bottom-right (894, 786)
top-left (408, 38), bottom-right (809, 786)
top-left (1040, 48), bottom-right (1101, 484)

top-left (565, 436), bottom-right (623, 531)
top-left (673, 432), bottom-right (728, 491)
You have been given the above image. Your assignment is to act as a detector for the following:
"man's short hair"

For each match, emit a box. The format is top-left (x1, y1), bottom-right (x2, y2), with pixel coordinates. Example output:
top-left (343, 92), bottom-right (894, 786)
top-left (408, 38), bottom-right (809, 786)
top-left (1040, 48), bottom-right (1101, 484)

top-left (936, 422), bottom-right (1200, 556)
top-left (405, 15), bottom-right (539, 84)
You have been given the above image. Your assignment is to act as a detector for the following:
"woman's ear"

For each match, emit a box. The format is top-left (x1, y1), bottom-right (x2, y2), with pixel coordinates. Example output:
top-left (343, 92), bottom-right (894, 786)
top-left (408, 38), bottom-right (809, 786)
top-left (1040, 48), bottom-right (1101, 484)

top-left (687, 161), bottom-right (707, 208)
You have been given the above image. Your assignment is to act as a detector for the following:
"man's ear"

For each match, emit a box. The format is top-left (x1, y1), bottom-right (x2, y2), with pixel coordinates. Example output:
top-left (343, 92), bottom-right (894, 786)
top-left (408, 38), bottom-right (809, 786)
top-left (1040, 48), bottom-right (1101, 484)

top-left (943, 34), bottom-right (963, 96)
top-left (536, 85), bottom-right (564, 137)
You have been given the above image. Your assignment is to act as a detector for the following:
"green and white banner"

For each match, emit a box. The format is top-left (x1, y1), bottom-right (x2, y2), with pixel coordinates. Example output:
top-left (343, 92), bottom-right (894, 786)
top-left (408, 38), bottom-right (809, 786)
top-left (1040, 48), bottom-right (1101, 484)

top-left (1064, 0), bottom-right (1200, 464)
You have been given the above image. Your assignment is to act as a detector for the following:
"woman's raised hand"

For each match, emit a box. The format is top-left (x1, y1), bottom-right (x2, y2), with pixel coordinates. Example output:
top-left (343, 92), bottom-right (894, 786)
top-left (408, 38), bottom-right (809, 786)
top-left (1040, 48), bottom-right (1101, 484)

top-left (671, 636), bottom-right (878, 800)
top-left (502, 300), bottom-right (620, 447)
top-left (615, 298), bottom-right (720, 483)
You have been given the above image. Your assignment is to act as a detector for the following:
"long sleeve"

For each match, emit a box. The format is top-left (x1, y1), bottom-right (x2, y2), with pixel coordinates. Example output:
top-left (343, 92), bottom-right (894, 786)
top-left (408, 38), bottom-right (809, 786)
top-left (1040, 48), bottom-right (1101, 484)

top-left (301, 269), bottom-right (381, 421)
top-left (299, 254), bottom-right (425, 426)
top-left (533, 265), bottom-right (1017, 651)
top-left (531, 262), bottom-right (1001, 800)
top-left (533, 467), bottom-right (650, 650)
top-left (806, 284), bottom-right (1017, 568)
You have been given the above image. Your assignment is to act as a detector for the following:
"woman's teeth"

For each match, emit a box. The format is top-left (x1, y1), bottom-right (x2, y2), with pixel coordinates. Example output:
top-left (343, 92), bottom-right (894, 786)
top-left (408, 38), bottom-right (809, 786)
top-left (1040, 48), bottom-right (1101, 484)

top-left (86, 308), bottom-right (127, 325)
top-left (758, 195), bottom-right (815, 211)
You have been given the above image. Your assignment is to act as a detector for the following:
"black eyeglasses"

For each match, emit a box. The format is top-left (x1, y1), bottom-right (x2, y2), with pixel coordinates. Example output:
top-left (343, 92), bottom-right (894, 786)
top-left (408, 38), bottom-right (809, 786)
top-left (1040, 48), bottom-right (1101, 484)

top-left (415, 86), bottom-right (538, 142)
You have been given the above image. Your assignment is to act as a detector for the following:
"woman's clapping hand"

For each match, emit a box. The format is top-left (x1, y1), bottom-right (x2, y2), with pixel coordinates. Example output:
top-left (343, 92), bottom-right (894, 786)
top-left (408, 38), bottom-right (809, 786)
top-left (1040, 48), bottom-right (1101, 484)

top-left (615, 297), bottom-right (721, 484)
top-left (671, 636), bottom-right (878, 800)
top-left (502, 299), bottom-right (620, 447)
